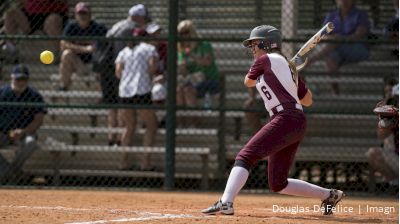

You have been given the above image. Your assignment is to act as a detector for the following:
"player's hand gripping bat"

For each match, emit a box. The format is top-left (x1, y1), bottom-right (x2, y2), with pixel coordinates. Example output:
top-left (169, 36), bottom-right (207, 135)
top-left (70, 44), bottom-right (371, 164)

top-left (290, 22), bottom-right (335, 72)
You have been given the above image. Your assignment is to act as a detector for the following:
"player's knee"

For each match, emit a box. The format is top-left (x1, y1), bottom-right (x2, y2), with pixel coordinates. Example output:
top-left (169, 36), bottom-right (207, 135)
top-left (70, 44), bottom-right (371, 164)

top-left (233, 159), bottom-right (251, 171)
top-left (61, 49), bottom-right (75, 61)
top-left (269, 179), bottom-right (288, 192)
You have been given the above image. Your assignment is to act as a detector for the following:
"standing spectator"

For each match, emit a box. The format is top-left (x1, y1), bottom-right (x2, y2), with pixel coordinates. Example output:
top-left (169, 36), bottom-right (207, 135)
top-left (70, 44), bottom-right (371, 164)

top-left (94, 4), bottom-right (147, 146)
top-left (4, 0), bottom-right (68, 57)
top-left (177, 20), bottom-right (219, 108)
top-left (307, 0), bottom-right (370, 94)
top-left (0, 64), bottom-right (47, 182)
top-left (107, 3), bottom-right (149, 59)
top-left (147, 23), bottom-right (168, 127)
top-left (57, 2), bottom-right (107, 91)
top-left (146, 23), bottom-right (167, 78)
top-left (115, 28), bottom-right (158, 171)
top-left (128, 4), bottom-right (149, 29)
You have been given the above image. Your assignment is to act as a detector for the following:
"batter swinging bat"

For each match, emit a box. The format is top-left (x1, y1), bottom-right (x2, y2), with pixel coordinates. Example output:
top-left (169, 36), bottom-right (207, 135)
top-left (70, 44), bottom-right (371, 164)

top-left (291, 22), bottom-right (335, 72)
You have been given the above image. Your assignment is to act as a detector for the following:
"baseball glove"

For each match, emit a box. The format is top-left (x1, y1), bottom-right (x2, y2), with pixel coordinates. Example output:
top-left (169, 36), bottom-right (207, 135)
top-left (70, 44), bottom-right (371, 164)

top-left (373, 105), bottom-right (399, 129)
top-left (373, 105), bottom-right (399, 117)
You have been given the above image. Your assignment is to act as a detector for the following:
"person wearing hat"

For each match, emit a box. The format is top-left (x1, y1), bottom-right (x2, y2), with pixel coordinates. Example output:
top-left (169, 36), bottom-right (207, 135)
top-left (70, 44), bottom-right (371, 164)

top-left (146, 23), bottom-right (167, 105)
top-left (97, 4), bottom-right (151, 146)
top-left (58, 2), bottom-right (107, 91)
top-left (115, 28), bottom-right (158, 171)
top-left (202, 25), bottom-right (344, 216)
top-left (3, 0), bottom-right (68, 58)
top-left (0, 64), bottom-right (47, 183)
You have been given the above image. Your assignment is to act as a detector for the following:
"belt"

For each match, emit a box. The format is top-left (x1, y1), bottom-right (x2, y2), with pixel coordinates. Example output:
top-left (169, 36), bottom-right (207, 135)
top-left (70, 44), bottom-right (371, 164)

top-left (269, 103), bottom-right (303, 117)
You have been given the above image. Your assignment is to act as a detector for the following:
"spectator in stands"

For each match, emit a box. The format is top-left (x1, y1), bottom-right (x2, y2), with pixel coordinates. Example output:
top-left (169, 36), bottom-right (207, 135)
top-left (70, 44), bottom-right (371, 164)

top-left (177, 20), bottom-right (220, 108)
top-left (128, 4), bottom-right (149, 29)
top-left (366, 78), bottom-right (398, 186)
top-left (57, 2), bottom-right (107, 91)
top-left (307, 0), bottom-right (370, 94)
top-left (147, 23), bottom-right (168, 127)
top-left (0, 64), bottom-right (47, 182)
top-left (385, 0), bottom-right (399, 41)
top-left (3, 0), bottom-right (68, 57)
top-left (94, 4), bottom-right (149, 146)
top-left (115, 28), bottom-right (158, 171)
top-left (384, 0), bottom-right (399, 57)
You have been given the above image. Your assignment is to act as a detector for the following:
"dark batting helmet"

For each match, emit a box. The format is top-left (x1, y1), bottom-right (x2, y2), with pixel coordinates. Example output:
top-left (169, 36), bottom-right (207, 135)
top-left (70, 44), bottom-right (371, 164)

top-left (242, 25), bottom-right (282, 51)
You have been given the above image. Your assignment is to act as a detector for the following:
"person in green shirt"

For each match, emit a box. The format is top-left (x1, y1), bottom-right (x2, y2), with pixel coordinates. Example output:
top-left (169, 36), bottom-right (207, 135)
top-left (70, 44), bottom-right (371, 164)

top-left (177, 20), bottom-right (219, 108)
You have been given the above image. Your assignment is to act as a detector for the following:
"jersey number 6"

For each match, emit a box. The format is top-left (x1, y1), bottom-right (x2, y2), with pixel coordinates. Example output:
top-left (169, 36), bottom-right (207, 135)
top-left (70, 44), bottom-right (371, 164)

top-left (261, 86), bottom-right (272, 100)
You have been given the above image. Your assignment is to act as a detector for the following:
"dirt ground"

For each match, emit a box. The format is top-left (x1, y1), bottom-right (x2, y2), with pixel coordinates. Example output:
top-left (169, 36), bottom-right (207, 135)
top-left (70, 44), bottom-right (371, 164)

top-left (0, 189), bottom-right (398, 224)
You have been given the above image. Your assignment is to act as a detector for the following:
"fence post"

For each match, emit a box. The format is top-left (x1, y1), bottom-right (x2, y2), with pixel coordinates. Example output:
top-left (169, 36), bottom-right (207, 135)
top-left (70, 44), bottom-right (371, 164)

top-left (164, 0), bottom-right (179, 190)
top-left (217, 72), bottom-right (226, 182)
top-left (281, 0), bottom-right (298, 57)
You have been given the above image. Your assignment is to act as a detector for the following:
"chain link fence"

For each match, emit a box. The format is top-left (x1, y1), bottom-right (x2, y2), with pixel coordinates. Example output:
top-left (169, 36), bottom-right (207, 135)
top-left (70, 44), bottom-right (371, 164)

top-left (0, 0), bottom-right (398, 195)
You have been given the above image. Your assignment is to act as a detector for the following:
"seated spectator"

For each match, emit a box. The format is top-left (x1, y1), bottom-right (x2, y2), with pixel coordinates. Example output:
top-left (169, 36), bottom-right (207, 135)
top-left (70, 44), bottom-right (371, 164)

top-left (0, 64), bottom-right (47, 183)
top-left (307, 0), bottom-right (370, 94)
top-left (384, 0), bottom-right (399, 57)
top-left (115, 28), bottom-right (158, 171)
top-left (177, 20), bottom-right (219, 108)
top-left (57, 2), bottom-right (107, 91)
top-left (385, 0), bottom-right (399, 41)
top-left (3, 0), bottom-right (68, 57)
top-left (366, 78), bottom-right (398, 186)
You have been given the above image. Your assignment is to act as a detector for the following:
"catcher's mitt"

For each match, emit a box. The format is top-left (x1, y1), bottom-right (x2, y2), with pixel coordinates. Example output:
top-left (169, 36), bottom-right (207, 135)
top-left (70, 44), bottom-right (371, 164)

top-left (373, 105), bottom-right (399, 117)
top-left (373, 105), bottom-right (399, 129)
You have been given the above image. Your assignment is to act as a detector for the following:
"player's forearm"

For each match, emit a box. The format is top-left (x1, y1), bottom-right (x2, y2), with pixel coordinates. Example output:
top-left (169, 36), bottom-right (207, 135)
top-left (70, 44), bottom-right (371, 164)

top-left (346, 26), bottom-right (368, 42)
top-left (192, 54), bottom-right (213, 67)
top-left (61, 41), bottom-right (92, 54)
top-left (300, 90), bottom-right (313, 107)
top-left (377, 126), bottom-right (393, 139)
top-left (24, 113), bottom-right (44, 135)
top-left (244, 75), bottom-right (256, 87)
top-left (248, 87), bottom-right (257, 99)
top-left (148, 56), bottom-right (158, 76)
top-left (115, 63), bottom-right (123, 79)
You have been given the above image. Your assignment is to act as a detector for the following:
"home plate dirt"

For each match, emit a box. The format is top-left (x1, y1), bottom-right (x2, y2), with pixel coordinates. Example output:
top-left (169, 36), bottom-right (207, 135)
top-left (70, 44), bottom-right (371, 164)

top-left (0, 189), bottom-right (397, 223)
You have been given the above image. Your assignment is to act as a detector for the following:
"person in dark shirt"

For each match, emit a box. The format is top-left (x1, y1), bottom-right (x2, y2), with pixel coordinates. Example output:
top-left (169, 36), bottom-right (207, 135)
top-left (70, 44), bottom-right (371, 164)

top-left (366, 78), bottom-right (399, 186)
top-left (58, 2), bottom-right (107, 91)
top-left (307, 0), bottom-right (370, 94)
top-left (3, 0), bottom-right (68, 57)
top-left (0, 64), bottom-right (47, 181)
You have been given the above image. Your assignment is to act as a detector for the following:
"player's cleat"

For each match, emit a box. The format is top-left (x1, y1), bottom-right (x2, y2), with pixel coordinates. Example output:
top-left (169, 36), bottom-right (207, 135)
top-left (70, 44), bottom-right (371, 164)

top-left (321, 189), bottom-right (345, 215)
top-left (201, 200), bottom-right (234, 215)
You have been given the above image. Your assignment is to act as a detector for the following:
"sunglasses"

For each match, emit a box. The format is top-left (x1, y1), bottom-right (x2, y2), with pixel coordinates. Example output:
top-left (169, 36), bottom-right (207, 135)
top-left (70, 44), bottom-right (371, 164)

top-left (15, 77), bottom-right (28, 81)
top-left (179, 30), bottom-right (190, 35)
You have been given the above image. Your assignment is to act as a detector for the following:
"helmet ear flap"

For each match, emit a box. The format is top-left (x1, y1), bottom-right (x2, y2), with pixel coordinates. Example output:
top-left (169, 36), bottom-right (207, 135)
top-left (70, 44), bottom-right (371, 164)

top-left (257, 40), bottom-right (270, 51)
top-left (257, 41), bottom-right (265, 50)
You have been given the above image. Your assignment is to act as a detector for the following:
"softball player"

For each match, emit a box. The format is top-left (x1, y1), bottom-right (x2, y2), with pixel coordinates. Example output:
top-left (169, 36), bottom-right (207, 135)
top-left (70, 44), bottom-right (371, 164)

top-left (202, 25), bottom-right (344, 216)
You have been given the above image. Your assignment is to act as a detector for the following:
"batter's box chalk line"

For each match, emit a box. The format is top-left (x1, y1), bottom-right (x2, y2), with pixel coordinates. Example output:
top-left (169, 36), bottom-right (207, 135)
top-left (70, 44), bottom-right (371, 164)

top-left (0, 205), bottom-right (211, 223)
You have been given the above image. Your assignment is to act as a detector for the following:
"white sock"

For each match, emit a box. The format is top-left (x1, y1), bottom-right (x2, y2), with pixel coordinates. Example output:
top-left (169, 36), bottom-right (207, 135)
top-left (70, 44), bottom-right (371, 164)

top-left (220, 166), bottom-right (249, 204)
top-left (279, 178), bottom-right (330, 200)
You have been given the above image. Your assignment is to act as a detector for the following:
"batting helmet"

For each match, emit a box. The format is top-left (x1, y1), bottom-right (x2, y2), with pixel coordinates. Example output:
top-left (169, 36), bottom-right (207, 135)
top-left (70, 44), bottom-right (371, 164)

top-left (242, 25), bottom-right (282, 51)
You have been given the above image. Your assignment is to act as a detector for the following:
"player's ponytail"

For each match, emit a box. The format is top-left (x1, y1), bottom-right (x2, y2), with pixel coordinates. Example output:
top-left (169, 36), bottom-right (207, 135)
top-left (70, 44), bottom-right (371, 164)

top-left (271, 50), bottom-right (299, 86)
top-left (287, 57), bottom-right (299, 86)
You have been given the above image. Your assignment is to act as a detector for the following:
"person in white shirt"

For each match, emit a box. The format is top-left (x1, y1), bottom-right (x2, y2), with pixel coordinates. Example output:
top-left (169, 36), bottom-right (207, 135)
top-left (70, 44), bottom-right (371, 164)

top-left (115, 28), bottom-right (158, 171)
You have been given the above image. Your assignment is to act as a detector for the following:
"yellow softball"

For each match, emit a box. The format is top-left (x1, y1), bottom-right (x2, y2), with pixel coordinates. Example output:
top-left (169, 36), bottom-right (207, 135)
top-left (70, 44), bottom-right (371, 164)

top-left (40, 50), bottom-right (54, 64)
